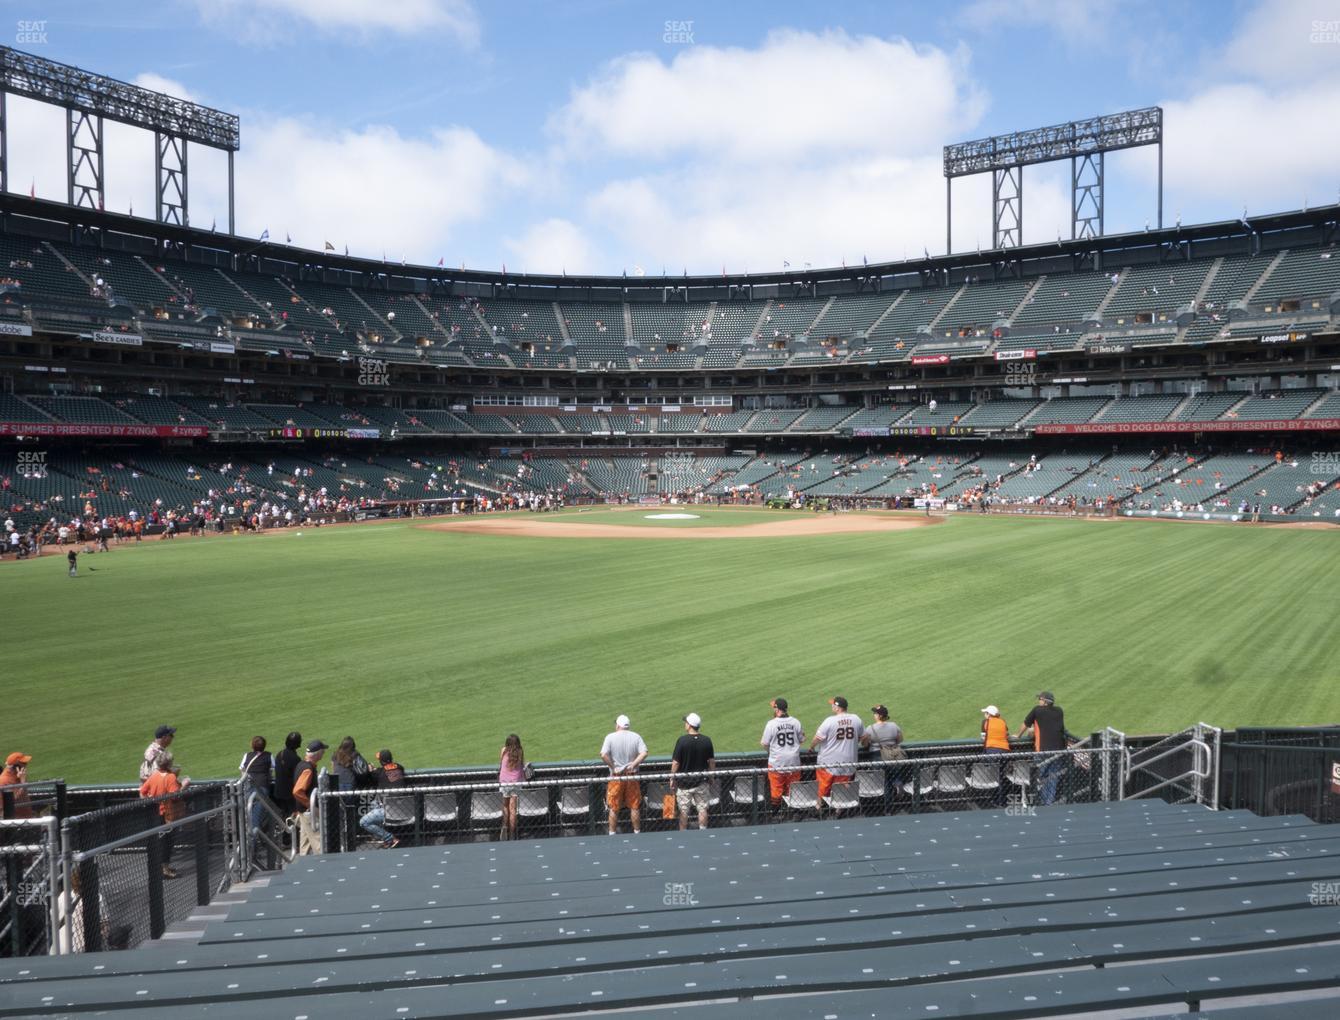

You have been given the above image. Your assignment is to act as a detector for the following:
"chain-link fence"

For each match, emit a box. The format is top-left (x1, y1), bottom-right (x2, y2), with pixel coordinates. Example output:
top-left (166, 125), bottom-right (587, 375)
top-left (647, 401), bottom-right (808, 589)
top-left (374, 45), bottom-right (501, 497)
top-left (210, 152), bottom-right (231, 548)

top-left (59, 782), bottom-right (238, 952)
top-left (316, 748), bottom-right (1117, 852)
top-left (0, 816), bottom-right (60, 957)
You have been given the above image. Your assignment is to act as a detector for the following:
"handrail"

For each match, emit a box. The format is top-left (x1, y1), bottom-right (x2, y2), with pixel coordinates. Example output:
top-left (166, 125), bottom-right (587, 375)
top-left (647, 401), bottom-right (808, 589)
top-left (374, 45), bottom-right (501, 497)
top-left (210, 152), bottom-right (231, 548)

top-left (243, 790), bottom-right (296, 875)
top-left (1123, 739), bottom-right (1212, 802)
top-left (68, 802), bottom-right (233, 862)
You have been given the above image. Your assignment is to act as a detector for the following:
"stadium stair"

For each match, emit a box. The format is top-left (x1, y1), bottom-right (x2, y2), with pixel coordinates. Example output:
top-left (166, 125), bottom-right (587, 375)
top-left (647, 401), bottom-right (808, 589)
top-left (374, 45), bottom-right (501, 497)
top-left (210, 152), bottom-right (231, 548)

top-left (347, 288), bottom-right (402, 340)
top-left (40, 241), bottom-right (97, 292)
top-left (862, 290), bottom-right (907, 337)
top-left (926, 282), bottom-right (967, 329)
top-left (1092, 266), bottom-right (1126, 317)
top-left (145, 875), bottom-right (273, 949)
top-left (1242, 250), bottom-right (1288, 302)
top-left (804, 295), bottom-right (838, 332)
top-left (211, 268), bottom-right (278, 323)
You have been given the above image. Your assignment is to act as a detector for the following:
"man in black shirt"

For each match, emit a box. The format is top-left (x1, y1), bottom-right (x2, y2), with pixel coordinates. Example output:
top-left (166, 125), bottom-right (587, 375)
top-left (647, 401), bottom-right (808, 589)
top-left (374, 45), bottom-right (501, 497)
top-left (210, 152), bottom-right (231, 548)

top-left (360, 750), bottom-right (407, 848)
top-left (670, 712), bottom-right (715, 831)
top-left (271, 732), bottom-right (303, 820)
top-left (1017, 692), bottom-right (1074, 806)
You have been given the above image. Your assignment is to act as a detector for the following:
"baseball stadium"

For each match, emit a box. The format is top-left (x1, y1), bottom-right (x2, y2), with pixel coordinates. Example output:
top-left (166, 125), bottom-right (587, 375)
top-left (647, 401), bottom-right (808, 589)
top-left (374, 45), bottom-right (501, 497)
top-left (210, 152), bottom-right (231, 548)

top-left (2, 6), bottom-right (1340, 1017)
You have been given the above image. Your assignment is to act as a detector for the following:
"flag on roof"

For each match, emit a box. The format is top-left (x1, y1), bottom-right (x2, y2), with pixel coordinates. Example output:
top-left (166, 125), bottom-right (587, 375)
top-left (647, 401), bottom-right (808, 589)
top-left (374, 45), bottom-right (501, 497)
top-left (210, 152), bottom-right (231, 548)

top-left (324, 241), bottom-right (335, 251)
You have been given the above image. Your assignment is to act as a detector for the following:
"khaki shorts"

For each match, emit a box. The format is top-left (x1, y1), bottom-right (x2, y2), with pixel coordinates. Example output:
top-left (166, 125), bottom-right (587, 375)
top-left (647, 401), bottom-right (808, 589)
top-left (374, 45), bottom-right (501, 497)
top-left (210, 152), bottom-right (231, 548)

top-left (675, 784), bottom-right (710, 813)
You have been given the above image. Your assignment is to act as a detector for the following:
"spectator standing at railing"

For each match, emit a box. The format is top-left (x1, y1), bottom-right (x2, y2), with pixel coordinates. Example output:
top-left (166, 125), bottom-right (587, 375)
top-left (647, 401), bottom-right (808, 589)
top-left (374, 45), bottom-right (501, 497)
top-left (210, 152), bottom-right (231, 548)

top-left (601, 715), bottom-right (648, 835)
top-left (979, 705), bottom-right (1011, 807)
top-left (811, 697), bottom-right (863, 806)
top-left (359, 750), bottom-right (406, 849)
top-left (139, 755), bottom-right (189, 879)
top-left (1017, 692), bottom-right (1075, 806)
top-left (760, 699), bottom-right (804, 812)
top-left (140, 725), bottom-right (178, 782)
top-left (330, 737), bottom-right (370, 792)
top-left (291, 739), bottom-right (328, 855)
top-left (670, 713), bottom-right (715, 831)
top-left (498, 735), bottom-right (527, 841)
top-left (272, 731), bottom-right (302, 820)
top-left (239, 736), bottom-right (273, 855)
top-left (0, 752), bottom-right (34, 818)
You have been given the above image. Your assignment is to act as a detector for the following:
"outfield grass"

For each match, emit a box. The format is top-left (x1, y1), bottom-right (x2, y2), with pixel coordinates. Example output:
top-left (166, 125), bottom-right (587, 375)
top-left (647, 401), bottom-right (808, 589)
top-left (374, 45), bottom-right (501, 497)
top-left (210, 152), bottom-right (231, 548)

top-left (4, 514), bottom-right (1338, 784)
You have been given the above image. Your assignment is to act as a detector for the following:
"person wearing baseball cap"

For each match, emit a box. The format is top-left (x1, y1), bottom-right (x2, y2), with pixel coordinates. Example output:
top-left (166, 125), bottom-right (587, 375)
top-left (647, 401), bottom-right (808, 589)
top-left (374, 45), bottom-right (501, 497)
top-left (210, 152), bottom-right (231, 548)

top-left (1017, 691), bottom-right (1074, 806)
top-left (601, 714), bottom-right (648, 835)
top-left (810, 696), bottom-right (864, 806)
top-left (670, 712), bottom-right (715, 830)
top-left (0, 753), bottom-right (34, 818)
top-left (861, 705), bottom-right (905, 759)
top-left (979, 705), bottom-right (1011, 807)
top-left (291, 740), bottom-right (328, 855)
top-left (760, 698), bottom-right (805, 811)
top-left (139, 726), bottom-right (178, 783)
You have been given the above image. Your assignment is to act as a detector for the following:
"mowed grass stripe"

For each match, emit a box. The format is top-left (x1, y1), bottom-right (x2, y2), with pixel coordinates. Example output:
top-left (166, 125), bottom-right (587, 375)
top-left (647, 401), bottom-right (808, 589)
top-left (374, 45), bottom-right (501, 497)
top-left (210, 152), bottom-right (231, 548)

top-left (2, 516), bottom-right (1336, 782)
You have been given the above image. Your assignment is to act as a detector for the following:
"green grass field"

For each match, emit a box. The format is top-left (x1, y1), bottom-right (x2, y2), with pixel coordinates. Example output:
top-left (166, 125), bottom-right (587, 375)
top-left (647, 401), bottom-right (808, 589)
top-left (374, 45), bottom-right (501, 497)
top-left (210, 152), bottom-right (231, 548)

top-left (4, 511), bottom-right (1338, 784)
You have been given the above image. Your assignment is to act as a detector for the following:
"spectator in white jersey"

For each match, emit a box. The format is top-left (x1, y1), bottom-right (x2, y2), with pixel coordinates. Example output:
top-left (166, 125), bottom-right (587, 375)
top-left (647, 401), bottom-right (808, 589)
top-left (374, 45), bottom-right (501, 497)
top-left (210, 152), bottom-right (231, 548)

top-left (760, 697), bottom-right (805, 811)
top-left (810, 696), bottom-right (863, 803)
top-left (600, 714), bottom-right (648, 835)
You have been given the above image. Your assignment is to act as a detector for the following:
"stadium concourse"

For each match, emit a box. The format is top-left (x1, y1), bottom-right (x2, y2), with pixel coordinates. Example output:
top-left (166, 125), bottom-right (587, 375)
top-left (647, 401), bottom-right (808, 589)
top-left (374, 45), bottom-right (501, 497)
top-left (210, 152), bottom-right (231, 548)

top-left (3, 800), bottom-right (1340, 1017)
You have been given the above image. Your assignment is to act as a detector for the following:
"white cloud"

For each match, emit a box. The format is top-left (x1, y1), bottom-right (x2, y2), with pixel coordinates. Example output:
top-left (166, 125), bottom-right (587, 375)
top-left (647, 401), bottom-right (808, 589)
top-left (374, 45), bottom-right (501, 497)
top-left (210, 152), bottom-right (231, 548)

top-left (957, 0), bottom-right (1119, 46)
top-left (503, 219), bottom-right (595, 276)
top-left (533, 28), bottom-right (997, 271)
top-left (194, 0), bottom-right (479, 46)
top-left (1222, 0), bottom-right (1340, 83)
top-left (550, 29), bottom-right (985, 163)
top-left (131, 73), bottom-right (197, 102)
top-left (1149, 0), bottom-right (1340, 219)
top-left (188, 118), bottom-right (530, 259)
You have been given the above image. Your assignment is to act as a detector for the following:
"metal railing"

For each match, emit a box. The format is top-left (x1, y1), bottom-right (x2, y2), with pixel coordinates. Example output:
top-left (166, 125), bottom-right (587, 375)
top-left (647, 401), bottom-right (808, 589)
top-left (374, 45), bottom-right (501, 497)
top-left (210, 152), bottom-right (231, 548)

top-left (57, 783), bottom-right (239, 953)
top-left (1123, 722), bottom-right (1221, 807)
top-left (315, 748), bottom-right (1118, 853)
top-left (0, 816), bottom-right (60, 957)
top-left (1220, 739), bottom-right (1340, 823)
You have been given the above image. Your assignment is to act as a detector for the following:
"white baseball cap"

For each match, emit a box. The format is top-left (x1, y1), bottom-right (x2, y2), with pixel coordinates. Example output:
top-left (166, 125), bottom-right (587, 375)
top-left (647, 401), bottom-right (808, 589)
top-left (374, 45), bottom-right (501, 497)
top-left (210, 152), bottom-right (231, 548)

top-left (981, 705), bottom-right (1000, 716)
top-left (684, 712), bottom-right (702, 729)
top-left (615, 714), bottom-right (631, 729)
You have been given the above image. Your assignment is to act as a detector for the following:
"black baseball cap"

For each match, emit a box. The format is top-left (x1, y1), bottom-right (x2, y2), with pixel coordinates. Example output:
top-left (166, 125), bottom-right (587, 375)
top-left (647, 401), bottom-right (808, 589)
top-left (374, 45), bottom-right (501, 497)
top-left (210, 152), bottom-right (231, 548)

top-left (830, 696), bottom-right (848, 710)
top-left (1036, 691), bottom-right (1055, 703)
top-left (154, 725), bottom-right (176, 739)
top-left (377, 749), bottom-right (393, 764)
top-left (871, 705), bottom-right (889, 718)
top-left (772, 697), bottom-right (788, 713)
top-left (306, 739), bottom-right (329, 753)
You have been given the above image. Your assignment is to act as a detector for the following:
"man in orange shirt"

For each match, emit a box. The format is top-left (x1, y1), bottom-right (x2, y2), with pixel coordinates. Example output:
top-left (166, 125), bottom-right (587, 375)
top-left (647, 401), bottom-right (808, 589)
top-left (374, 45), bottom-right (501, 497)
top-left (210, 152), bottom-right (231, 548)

top-left (0, 752), bottom-right (34, 818)
top-left (139, 756), bottom-right (190, 878)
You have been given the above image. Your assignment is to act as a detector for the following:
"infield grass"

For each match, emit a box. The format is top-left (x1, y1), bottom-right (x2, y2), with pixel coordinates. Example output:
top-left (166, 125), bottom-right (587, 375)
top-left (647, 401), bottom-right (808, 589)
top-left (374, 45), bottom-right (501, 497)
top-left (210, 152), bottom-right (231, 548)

top-left (4, 513), bottom-right (1338, 783)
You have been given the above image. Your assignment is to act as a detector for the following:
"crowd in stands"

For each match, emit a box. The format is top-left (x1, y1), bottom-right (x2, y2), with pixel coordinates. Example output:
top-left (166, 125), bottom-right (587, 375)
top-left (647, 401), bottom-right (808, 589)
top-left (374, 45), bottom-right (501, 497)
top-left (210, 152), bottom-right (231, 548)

top-left (16, 692), bottom-right (1081, 868)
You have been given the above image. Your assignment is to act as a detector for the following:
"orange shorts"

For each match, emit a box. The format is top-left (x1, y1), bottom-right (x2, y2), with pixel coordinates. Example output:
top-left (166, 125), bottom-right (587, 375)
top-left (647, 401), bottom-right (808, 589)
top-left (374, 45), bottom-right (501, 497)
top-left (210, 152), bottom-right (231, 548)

top-left (768, 770), bottom-right (802, 802)
top-left (606, 779), bottom-right (641, 812)
top-left (816, 769), bottom-right (852, 799)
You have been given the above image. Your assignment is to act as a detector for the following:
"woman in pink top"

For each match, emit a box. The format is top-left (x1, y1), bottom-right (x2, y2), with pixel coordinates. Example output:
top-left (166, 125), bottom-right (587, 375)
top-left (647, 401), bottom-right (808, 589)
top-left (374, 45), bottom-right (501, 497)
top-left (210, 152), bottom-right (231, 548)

top-left (498, 734), bottom-right (526, 840)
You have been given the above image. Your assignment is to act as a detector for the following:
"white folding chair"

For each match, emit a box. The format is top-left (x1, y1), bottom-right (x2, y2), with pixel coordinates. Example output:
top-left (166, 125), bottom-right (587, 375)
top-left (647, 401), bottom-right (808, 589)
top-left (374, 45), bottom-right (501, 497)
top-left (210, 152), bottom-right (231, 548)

top-left (423, 792), bottom-right (458, 824)
top-left (730, 776), bottom-right (767, 806)
top-left (471, 790), bottom-right (504, 827)
top-left (782, 780), bottom-right (819, 813)
top-left (518, 787), bottom-right (550, 821)
top-left (967, 762), bottom-right (1001, 794)
top-left (560, 786), bottom-right (590, 821)
top-left (937, 764), bottom-right (967, 795)
top-left (901, 766), bottom-right (937, 798)
top-left (856, 769), bottom-right (884, 799)
top-left (823, 781), bottom-right (859, 813)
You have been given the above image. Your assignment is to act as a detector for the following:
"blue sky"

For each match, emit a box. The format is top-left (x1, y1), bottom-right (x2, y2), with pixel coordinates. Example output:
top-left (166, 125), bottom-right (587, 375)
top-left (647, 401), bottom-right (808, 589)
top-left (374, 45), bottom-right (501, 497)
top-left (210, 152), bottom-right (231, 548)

top-left (6, 0), bottom-right (1340, 273)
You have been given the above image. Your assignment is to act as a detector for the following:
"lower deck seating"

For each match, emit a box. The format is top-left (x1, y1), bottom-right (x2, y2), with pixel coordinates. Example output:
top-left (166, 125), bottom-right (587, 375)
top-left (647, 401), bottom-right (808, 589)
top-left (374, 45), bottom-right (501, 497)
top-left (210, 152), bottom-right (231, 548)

top-left (6, 802), bottom-right (1338, 1018)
